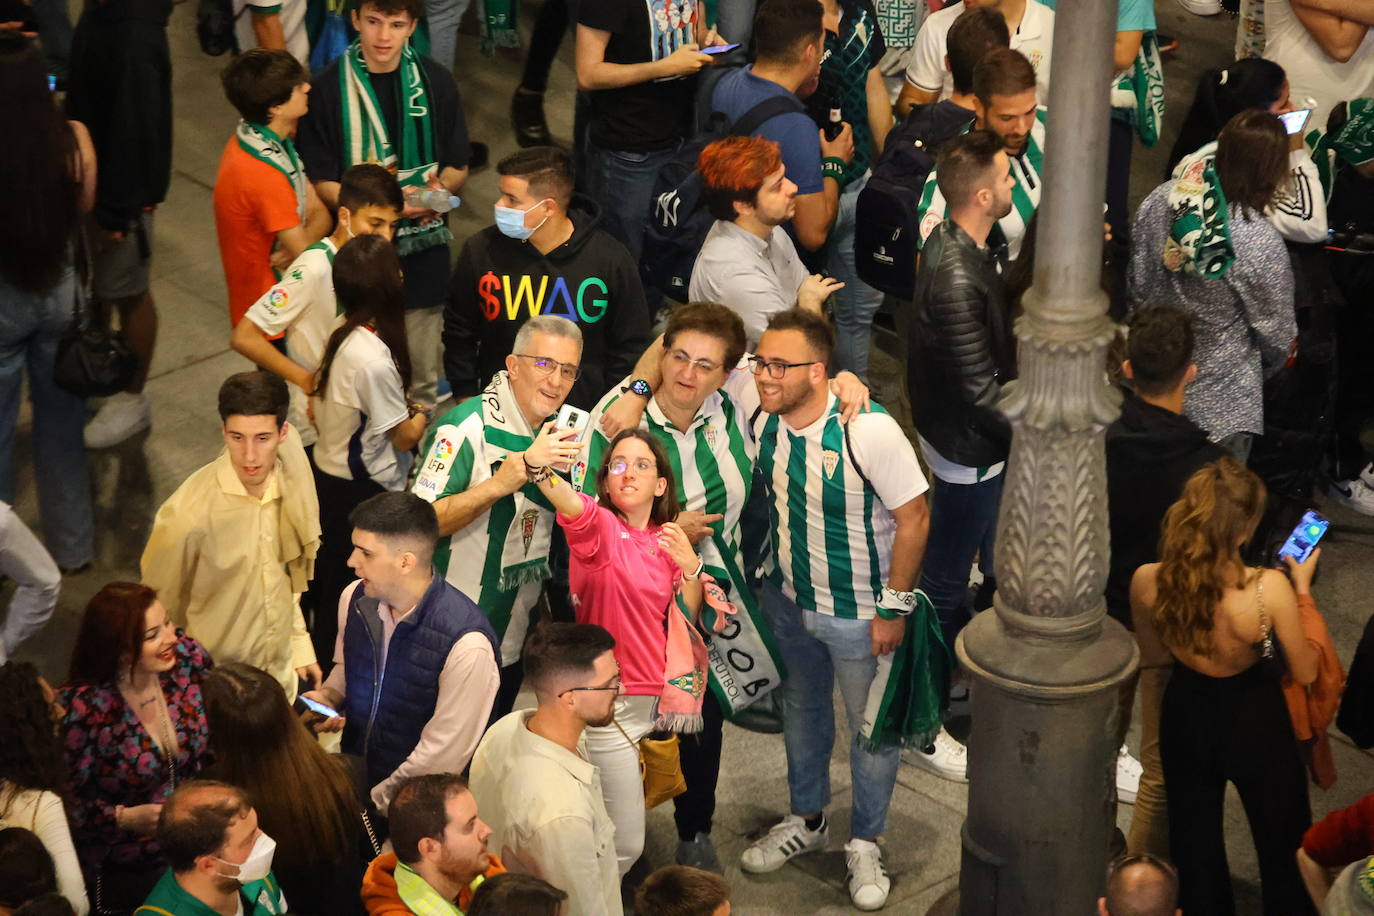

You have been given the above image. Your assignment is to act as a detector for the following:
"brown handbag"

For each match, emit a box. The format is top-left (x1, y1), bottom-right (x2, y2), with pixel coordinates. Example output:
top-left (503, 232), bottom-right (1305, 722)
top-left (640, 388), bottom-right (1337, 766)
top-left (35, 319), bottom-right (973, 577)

top-left (614, 719), bottom-right (687, 810)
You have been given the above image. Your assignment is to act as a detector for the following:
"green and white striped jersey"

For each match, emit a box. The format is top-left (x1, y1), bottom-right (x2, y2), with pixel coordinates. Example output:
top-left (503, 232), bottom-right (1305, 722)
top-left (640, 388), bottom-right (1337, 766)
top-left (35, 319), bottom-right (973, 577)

top-left (411, 396), bottom-right (552, 667)
top-left (753, 393), bottom-right (928, 620)
top-left (915, 106), bottom-right (1048, 260)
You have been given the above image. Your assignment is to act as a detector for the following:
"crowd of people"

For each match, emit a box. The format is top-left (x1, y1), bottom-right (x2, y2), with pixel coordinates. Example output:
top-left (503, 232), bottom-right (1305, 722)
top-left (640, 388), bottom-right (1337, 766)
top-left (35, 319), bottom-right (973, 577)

top-left (3, 0), bottom-right (1374, 911)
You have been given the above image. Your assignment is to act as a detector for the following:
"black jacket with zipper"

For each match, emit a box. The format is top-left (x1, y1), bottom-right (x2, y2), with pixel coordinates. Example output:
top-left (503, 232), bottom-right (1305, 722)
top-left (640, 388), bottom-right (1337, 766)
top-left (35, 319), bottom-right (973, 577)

top-left (907, 219), bottom-right (1015, 469)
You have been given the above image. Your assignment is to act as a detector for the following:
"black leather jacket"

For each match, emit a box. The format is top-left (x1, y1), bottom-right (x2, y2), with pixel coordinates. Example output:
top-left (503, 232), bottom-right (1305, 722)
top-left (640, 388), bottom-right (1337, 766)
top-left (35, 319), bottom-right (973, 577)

top-left (906, 220), bottom-right (1015, 468)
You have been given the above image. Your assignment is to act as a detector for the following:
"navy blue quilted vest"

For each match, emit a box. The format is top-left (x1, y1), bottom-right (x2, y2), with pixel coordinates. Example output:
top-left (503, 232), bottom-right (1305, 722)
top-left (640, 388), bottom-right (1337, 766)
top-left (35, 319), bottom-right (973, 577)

top-left (340, 573), bottom-right (498, 788)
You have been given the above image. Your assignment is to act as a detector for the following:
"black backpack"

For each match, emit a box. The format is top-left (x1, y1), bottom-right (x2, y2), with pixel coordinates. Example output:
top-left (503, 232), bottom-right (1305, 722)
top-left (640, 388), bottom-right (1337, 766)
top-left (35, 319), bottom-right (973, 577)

top-left (641, 79), bottom-right (806, 301)
top-left (855, 102), bottom-right (974, 300)
top-left (197, 0), bottom-right (236, 55)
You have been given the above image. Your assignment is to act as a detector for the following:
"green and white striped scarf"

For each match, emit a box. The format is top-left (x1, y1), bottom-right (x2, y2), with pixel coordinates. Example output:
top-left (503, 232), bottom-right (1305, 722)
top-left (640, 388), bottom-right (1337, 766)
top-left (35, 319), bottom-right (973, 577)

top-left (235, 120), bottom-right (307, 223)
top-left (1165, 141), bottom-right (1234, 279)
top-left (1111, 31), bottom-right (1165, 148)
top-left (339, 39), bottom-right (452, 256)
top-left (859, 591), bottom-right (950, 751)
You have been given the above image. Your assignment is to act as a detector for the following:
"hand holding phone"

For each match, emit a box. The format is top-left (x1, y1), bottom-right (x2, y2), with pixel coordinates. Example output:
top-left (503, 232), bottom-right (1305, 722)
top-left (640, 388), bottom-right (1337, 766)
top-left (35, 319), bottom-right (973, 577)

top-left (297, 692), bottom-right (345, 732)
top-left (701, 42), bottom-right (740, 55)
top-left (1280, 108), bottom-right (1312, 136)
top-left (1277, 509), bottom-right (1328, 564)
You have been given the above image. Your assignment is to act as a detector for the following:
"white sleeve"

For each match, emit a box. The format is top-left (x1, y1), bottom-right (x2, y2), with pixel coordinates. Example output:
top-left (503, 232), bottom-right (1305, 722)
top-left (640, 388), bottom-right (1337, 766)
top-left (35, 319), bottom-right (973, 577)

top-left (722, 356), bottom-right (761, 434)
top-left (1266, 149), bottom-right (1328, 244)
top-left (354, 358), bottom-right (412, 437)
top-left (34, 791), bottom-right (90, 916)
top-left (905, 14), bottom-right (947, 91)
top-left (241, 253), bottom-right (322, 337)
top-left (848, 412), bottom-right (929, 510)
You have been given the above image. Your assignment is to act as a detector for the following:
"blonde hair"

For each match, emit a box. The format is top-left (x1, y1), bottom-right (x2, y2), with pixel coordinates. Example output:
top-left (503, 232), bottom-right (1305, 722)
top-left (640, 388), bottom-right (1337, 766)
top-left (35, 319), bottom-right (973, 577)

top-left (1152, 457), bottom-right (1267, 656)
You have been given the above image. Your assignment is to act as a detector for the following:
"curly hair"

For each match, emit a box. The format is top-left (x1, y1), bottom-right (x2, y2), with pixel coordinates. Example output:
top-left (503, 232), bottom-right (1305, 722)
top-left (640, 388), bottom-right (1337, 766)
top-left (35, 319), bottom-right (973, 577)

top-left (1153, 458), bottom-right (1267, 656)
top-left (0, 663), bottom-right (67, 817)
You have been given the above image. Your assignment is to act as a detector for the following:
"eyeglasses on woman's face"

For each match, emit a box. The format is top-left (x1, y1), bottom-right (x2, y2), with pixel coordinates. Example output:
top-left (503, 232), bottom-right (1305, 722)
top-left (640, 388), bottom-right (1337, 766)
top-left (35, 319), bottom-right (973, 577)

top-left (667, 349), bottom-right (722, 375)
top-left (608, 457), bottom-right (656, 476)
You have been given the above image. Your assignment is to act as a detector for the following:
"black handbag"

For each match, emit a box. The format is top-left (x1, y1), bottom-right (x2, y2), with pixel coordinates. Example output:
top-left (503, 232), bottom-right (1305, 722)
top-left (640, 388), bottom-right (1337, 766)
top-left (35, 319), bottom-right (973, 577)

top-left (53, 228), bottom-right (140, 398)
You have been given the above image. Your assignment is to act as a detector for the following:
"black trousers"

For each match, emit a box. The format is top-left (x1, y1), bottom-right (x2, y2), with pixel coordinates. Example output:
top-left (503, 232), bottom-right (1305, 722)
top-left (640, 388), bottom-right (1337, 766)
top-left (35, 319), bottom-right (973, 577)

top-left (674, 689), bottom-right (725, 840)
top-left (518, 0), bottom-right (567, 93)
top-left (1160, 662), bottom-right (1315, 916)
top-left (305, 468), bottom-right (384, 669)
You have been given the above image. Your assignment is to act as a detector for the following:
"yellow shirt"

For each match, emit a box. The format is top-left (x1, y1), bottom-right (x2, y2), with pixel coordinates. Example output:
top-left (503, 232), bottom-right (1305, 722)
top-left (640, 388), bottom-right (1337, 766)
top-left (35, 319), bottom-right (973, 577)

top-left (141, 428), bottom-right (319, 699)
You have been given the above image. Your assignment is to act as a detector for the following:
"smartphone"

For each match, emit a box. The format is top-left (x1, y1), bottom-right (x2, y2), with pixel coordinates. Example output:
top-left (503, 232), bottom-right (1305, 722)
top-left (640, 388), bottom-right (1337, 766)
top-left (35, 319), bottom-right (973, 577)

top-left (1280, 108), bottom-right (1312, 136)
top-left (556, 403), bottom-right (591, 443)
top-left (1277, 509), bottom-right (1329, 563)
top-left (48, 74), bottom-right (57, 93)
top-left (701, 42), bottom-right (740, 54)
top-left (299, 695), bottom-right (341, 719)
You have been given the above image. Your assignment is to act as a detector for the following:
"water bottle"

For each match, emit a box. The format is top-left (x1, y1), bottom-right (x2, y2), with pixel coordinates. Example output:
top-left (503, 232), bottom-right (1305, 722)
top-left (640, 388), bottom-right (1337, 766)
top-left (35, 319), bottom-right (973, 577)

top-left (407, 188), bottom-right (462, 213)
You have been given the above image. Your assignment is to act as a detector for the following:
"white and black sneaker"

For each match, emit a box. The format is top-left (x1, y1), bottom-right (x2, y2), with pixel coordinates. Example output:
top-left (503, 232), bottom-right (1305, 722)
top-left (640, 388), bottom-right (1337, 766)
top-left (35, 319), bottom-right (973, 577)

top-left (740, 814), bottom-right (828, 873)
top-left (845, 838), bottom-right (892, 910)
top-left (1330, 477), bottom-right (1374, 516)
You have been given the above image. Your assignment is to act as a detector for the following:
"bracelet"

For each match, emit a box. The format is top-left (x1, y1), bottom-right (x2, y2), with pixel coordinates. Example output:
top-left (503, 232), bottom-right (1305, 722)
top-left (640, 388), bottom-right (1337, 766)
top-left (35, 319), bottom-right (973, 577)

top-left (527, 464), bottom-right (552, 484)
top-left (683, 557), bottom-right (704, 580)
top-left (822, 157), bottom-right (848, 183)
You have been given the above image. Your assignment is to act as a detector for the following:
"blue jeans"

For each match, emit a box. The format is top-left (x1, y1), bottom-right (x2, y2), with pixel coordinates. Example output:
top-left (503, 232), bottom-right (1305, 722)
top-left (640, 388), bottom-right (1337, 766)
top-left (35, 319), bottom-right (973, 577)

top-left (424, 0), bottom-right (470, 72)
top-left (918, 473), bottom-right (1003, 653)
top-left (826, 173), bottom-right (886, 381)
top-left (0, 269), bottom-right (94, 568)
top-left (585, 143), bottom-right (677, 263)
top-left (761, 583), bottom-right (901, 841)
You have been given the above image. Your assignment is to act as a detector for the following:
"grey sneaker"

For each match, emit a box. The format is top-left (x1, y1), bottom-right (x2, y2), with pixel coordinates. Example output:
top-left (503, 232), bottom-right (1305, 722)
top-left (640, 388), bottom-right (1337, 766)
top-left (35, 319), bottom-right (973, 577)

top-left (676, 832), bottom-right (723, 873)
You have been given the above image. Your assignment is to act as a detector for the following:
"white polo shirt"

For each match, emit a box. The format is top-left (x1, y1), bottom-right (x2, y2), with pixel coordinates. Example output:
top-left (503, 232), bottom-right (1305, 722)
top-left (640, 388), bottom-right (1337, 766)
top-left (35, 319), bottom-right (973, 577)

top-left (312, 326), bottom-right (412, 490)
top-left (904, 0), bottom-right (1055, 104)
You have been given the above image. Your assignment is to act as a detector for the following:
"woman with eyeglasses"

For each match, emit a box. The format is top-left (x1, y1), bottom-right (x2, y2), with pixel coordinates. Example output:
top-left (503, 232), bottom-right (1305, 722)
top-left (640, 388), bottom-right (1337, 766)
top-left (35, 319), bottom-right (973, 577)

top-left (1131, 457), bottom-right (1319, 915)
top-left (307, 235), bottom-right (430, 656)
top-left (55, 582), bottom-right (213, 914)
top-left (0, 662), bottom-right (89, 915)
top-left (525, 426), bottom-right (704, 876)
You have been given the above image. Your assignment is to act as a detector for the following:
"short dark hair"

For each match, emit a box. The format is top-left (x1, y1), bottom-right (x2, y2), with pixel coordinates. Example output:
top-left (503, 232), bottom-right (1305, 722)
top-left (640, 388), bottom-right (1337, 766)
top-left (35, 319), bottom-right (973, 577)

top-left (763, 308), bottom-right (836, 366)
top-left (0, 828), bottom-right (57, 909)
top-left (1104, 854), bottom-right (1179, 916)
top-left (522, 622), bottom-right (616, 695)
top-left (389, 774), bottom-right (468, 866)
top-left (158, 781), bottom-right (252, 873)
top-left (935, 128), bottom-right (1005, 209)
top-left (348, 491), bottom-right (440, 557)
top-left (353, 0), bottom-right (422, 22)
top-left (497, 146), bottom-right (574, 211)
top-left (664, 301), bottom-right (748, 375)
top-left (697, 136), bottom-right (784, 221)
top-left (947, 7), bottom-right (1011, 96)
top-left (1215, 109), bottom-right (1289, 217)
top-left (220, 49), bottom-right (306, 125)
top-left (1126, 305), bottom-right (1195, 397)
top-left (218, 371), bottom-right (289, 427)
top-left (634, 865), bottom-right (731, 916)
top-left (338, 163), bottom-right (404, 214)
top-left (13, 893), bottom-right (76, 916)
top-left (466, 873), bottom-right (568, 916)
top-left (753, 0), bottom-right (824, 65)
top-left (973, 47), bottom-right (1037, 107)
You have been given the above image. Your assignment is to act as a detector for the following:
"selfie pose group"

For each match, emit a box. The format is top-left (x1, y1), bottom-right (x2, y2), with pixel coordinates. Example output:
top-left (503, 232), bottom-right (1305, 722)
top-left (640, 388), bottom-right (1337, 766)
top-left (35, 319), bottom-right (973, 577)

top-left (6, 0), bottom-right (1374, 910)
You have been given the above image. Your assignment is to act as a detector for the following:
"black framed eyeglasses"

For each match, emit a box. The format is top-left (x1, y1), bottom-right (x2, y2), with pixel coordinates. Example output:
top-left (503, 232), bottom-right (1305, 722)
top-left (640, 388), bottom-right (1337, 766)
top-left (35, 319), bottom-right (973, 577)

top-left (559, 676), bottom-right (622, 697)
top-left (747, 356), bottom-right (821, 379)
top-left (515, 354), bottom-right (581, 382)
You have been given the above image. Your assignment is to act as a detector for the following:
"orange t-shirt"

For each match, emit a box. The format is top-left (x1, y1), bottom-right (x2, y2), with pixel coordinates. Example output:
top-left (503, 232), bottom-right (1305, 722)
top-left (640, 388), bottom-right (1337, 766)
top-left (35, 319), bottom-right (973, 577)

top-left (213, 137), bottom-right (301, 326)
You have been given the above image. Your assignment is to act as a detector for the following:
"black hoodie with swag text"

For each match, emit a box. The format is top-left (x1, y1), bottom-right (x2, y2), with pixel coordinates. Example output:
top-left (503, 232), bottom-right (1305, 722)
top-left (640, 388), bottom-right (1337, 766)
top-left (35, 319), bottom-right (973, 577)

top-left (442, 196), bottom-right (650, 410)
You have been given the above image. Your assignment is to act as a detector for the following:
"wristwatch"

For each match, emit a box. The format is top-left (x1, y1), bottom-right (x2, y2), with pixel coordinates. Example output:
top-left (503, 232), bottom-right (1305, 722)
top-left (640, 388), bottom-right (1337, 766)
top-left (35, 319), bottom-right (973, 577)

top-left (875, 586), bottom-right (920, 620)
top-left (626, 379), bottom-right (653, 399)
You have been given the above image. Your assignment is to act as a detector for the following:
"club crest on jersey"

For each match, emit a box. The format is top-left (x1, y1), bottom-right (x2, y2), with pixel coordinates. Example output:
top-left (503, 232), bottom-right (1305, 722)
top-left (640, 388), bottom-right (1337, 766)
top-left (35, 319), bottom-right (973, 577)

top-left (703, 421), bottom-right (718, 449)
top-left (520, 508), bottom-right (538, 555)
top-left (822, 450), bottom-right (840, 479)
top-left (571, 460), bottom-right (587, 491)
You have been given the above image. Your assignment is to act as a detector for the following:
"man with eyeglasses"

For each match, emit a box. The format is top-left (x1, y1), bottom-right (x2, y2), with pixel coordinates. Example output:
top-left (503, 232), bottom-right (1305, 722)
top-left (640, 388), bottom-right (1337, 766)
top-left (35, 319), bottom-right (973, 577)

top-left (584, 302), bottom-right (872, 874)
top-left (470, 622), bottom-right (626, 916)
top-left (689, 136), bottom-right (844, 350)
top-left (738, 308), bottom-right (931, 912)
top-left (443, 146), bottom-right (651, 411)
top-left (413, 315), bottom-right (586, 720)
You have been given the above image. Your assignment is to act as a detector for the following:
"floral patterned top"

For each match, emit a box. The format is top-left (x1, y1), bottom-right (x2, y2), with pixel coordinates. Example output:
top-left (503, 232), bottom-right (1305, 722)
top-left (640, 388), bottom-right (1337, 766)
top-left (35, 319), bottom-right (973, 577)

top-left (55, 632), bottom-right (213, 875)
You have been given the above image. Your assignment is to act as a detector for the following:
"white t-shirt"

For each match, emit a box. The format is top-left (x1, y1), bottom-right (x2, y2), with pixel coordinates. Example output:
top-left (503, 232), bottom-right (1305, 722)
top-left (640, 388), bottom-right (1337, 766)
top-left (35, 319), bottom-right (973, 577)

top-left (243, 240), bottom-right (340, 444)
top-left (234, 0), bottom-right (309, 67)
top-left (905, 0), bottom-right (1055, 104)
top-left (1263, 0), bottom-right (1374, 134)
top-left (313, 326), bottom-right (412, 490)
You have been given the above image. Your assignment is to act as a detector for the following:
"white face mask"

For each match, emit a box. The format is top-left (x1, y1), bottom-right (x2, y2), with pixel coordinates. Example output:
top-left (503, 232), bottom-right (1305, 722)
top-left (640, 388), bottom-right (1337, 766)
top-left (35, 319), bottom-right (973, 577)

top-left (216, 832), bottom-right (276, 884)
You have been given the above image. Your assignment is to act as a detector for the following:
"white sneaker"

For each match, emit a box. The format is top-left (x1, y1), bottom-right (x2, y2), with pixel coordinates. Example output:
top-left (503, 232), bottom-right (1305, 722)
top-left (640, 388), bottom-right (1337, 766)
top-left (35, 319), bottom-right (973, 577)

top-left (845, 838), bottom-right (891, 911)
top-left (906, 727), bottom-right (968, 783)
top-left (740, 814), bottom-right (828, 873)
top-left (84, 392), bottom-right (150, 448)
top-left (1177, 0), bottom-right (1222, 13)
top-left (1330, 478), bottom-right (1374, 516)
top-left (1116, 744), bottom-right (1142, 805)
top-left (1359, 463), bottom-right (1374, 488)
